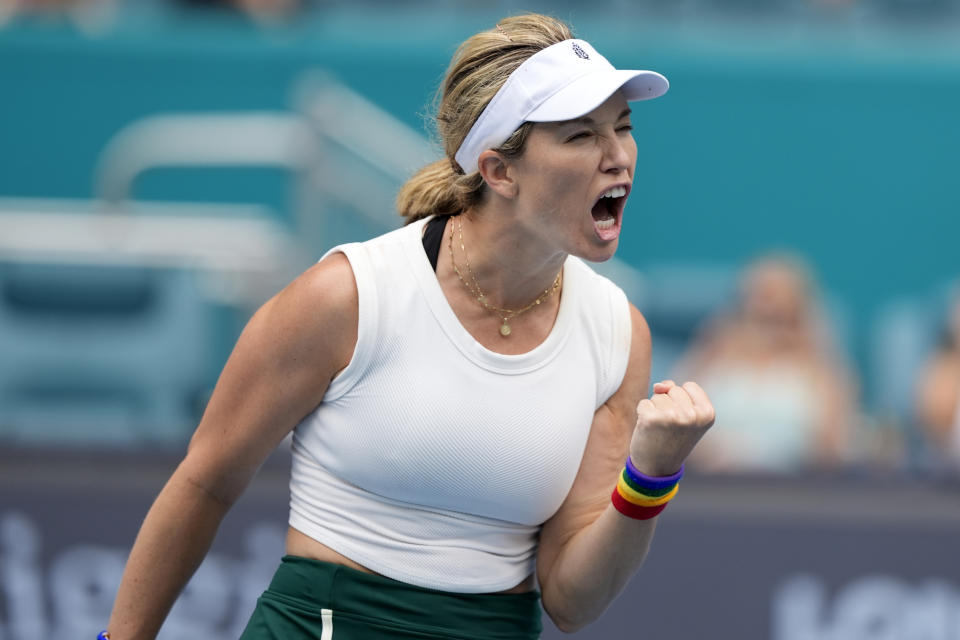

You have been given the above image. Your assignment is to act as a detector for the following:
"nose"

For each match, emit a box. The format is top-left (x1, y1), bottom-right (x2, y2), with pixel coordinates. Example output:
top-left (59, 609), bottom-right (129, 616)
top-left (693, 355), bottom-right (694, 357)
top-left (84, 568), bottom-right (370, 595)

top-left (599, 133), bottom-right (634, 174)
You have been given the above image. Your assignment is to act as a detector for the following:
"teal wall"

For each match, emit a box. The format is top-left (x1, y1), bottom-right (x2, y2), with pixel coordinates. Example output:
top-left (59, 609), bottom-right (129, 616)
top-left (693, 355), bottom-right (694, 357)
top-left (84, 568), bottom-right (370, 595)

top-left (1, 8), bottom-right (958, 402)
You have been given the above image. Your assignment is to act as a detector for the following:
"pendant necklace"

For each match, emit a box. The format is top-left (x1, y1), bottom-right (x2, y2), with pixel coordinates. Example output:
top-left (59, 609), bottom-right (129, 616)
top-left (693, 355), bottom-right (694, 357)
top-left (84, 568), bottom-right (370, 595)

top-left (448, 215), bottom-right (562, 337)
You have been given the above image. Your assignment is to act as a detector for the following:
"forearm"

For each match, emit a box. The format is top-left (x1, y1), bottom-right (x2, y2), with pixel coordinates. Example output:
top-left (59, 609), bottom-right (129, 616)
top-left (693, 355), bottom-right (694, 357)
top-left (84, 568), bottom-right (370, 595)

top-left (540, 504), bottom-right (658, 632)
top-left (106, 465), bottom-right (233, 640)
top-left (537, 371), bottom-right (713, 633)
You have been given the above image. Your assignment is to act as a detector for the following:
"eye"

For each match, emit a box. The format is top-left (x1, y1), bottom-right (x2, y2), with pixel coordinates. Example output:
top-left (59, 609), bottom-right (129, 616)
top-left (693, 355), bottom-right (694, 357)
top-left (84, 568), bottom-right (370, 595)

top-left (566, 131), bottom-right (592, 142)
top-left (617, 124), bottom-right (634, 133)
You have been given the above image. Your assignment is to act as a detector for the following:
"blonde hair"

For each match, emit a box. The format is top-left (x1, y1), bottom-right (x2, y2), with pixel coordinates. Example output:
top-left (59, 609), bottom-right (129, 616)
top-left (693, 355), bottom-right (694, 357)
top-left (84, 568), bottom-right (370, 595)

top-left (396, 14), bottom-right (574, 223)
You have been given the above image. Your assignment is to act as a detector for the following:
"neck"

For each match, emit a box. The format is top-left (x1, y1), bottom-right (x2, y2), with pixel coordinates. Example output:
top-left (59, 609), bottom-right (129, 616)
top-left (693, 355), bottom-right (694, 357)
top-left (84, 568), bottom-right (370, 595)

top-left (454, 207), bottom-right (566, 311)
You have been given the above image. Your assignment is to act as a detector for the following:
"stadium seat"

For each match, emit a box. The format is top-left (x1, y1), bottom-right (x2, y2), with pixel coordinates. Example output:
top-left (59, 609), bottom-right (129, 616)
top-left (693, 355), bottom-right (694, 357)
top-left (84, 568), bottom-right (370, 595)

top-left (0, 263), bottom-right (210, 447)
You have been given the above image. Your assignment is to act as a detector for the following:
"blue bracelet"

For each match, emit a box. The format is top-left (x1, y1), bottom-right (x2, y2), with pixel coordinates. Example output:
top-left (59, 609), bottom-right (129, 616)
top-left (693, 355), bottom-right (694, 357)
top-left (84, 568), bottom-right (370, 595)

top-left (97, 631), bottom-right (110, 640)
top-left (624, 457), bottom-right (684, 490)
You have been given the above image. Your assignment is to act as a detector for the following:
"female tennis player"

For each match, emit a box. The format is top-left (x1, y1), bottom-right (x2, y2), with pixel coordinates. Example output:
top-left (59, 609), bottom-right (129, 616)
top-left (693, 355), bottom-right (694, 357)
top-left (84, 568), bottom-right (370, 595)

top-left (103, 13), bottom-right (714, 639)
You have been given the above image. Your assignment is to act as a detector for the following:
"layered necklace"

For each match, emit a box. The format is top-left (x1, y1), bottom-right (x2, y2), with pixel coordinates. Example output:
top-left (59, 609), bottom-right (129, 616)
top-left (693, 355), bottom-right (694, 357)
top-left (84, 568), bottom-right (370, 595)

top-left (448, 215), bottom-right (562, 337)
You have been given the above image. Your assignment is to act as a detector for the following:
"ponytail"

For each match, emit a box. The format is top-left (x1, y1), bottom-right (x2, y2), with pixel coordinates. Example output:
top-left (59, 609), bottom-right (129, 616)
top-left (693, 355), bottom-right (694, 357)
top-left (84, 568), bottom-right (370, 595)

top-left (397, 14), bottom-right (573, 224)
top-left (396, 159), bottom-right (483, 224)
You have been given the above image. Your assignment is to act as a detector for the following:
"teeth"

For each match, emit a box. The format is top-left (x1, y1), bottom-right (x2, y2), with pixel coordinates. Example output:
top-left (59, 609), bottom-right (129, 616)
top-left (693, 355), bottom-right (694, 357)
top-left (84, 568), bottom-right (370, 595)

top-left (595, 217), bottom-right (616, 230)
top-left (601, 186), bottom-right (627, 199)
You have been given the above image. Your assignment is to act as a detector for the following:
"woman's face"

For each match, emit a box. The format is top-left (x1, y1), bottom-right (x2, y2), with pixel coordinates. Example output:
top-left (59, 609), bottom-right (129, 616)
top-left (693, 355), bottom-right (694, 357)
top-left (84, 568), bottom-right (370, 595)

top-left (504, 91), bottom-right (637, 263)
top-left (741, 263), bottom-right (809, 329)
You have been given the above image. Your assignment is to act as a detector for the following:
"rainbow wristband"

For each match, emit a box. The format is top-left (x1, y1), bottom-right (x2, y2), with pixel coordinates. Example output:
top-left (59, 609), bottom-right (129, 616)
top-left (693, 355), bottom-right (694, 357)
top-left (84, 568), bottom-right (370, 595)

top-left (624, 458), bottom-right (684, 490)
top-left (611, 459), bottom-right (683, 520)
top-left (620, 468), bottom-right (675, 497)
top-left (616, 476), bottom-right (679, 506)
top-left (611, 488), bottom-right (669, 520)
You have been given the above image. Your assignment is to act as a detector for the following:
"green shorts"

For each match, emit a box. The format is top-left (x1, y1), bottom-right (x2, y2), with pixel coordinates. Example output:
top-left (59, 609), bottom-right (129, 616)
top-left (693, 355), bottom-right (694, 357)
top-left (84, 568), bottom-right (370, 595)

top-left (239, 555), bottom-right (543, 640)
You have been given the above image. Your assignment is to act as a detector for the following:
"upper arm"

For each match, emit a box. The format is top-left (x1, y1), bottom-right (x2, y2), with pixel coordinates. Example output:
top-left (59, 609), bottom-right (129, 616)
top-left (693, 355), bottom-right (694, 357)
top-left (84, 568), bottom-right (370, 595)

top-left (179, 252), bottom-right (359, 504)
top-left (536, 304), bottom-right (652, 582)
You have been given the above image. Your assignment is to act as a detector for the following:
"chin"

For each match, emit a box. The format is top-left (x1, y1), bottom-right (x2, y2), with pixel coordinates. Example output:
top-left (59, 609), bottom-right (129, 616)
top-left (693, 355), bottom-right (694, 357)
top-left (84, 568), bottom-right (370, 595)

top-left (577, 238), bottom-right (620, 264)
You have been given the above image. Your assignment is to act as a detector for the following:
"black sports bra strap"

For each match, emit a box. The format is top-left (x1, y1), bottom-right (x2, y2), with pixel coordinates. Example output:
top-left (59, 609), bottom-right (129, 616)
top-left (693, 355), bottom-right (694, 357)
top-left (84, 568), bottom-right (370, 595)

top-left (421, 215), bottom-right (448, 273)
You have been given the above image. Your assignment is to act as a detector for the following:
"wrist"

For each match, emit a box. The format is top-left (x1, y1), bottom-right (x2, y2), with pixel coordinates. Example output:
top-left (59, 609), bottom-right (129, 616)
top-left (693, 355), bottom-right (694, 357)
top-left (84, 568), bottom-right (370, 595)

top-left (609, 458), bottom-right (684, 521)
top-left (626, 452), bottom-right (684, 478)
top-left (625, 457), bottom-right (684, 486)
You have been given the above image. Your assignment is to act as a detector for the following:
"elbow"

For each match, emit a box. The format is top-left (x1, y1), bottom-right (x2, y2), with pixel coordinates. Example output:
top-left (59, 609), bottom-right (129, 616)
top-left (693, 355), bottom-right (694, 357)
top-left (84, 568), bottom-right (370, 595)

top-left (542, 588), bottom-right (603, 634)
top-left (545, 607), bottom-right (596, 634)
top-left (551, 617), bottom-right (589, 635)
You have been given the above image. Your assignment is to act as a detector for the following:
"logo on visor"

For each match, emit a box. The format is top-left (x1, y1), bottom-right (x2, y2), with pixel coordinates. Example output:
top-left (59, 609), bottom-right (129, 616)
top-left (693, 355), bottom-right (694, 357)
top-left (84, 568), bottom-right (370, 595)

top-left (572, 43), bottom-right (589, 59)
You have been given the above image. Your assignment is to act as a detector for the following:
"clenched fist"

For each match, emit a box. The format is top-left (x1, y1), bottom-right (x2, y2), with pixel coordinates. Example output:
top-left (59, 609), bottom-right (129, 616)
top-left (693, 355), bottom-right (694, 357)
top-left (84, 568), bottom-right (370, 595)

top-left (629, 380), bottom-right (715, 477)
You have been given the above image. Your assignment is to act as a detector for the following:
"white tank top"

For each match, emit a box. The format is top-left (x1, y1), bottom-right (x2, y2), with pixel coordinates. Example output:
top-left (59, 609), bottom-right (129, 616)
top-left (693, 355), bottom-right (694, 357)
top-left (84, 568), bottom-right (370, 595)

top-left (288, 217), bottom-right (632, 593)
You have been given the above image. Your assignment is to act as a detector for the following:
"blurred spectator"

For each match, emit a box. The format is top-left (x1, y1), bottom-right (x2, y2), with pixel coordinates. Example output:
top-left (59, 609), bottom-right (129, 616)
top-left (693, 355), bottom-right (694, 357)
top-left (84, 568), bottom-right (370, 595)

top-left (674, 253), bottom-right (858, 474)
top-left (914, 286), bottom-right (960, 468)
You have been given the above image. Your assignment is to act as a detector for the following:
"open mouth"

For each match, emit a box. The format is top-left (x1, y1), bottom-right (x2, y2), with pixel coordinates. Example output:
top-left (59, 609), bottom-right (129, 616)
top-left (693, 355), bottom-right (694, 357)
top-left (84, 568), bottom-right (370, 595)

top-left (591, 185), bottom-right (628, 239)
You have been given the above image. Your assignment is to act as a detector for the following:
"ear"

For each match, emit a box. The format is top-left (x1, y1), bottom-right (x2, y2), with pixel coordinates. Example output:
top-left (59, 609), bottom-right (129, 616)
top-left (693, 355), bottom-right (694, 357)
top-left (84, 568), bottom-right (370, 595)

top-left (477, 150), bottom-right (518, 199)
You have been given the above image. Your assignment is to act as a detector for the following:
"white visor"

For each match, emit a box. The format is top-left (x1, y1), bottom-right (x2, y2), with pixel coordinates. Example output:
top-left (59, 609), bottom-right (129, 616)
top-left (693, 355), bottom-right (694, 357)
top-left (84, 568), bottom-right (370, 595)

top-left (454, 38), bottom-right (669, 173)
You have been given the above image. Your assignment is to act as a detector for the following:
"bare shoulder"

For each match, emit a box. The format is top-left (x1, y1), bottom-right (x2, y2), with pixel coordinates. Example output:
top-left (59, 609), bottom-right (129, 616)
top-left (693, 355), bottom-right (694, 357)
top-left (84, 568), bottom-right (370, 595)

top-left (181, 252), bottom-right (360, 499)
top-left (275, 251), bottom-right (357, 319)
top-left (232, 252), bottom-right (358, 387)
top-left (291, 251), bottom-right (358, 310)
top-left (273, 252), bottom-right (358, 353)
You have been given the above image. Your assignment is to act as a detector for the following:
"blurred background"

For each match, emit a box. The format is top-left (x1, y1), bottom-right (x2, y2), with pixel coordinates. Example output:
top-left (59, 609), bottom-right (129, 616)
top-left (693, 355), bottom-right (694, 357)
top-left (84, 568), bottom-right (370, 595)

top-left (0, 0), bottom-right (958, 638)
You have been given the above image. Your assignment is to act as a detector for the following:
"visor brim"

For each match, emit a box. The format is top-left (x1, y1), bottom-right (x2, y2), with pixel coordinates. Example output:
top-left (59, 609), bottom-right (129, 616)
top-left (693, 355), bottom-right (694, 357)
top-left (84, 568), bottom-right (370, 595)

top-left (525, 69), bottom-right (668, 123)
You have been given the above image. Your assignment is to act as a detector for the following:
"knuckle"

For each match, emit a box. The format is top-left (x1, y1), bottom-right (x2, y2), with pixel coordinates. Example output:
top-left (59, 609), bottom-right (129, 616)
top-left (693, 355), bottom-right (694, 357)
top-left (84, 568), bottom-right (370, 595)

top-left (684, 381), bottom-right (706, 398)
top-left (665, 408), bottom-right (684, 424)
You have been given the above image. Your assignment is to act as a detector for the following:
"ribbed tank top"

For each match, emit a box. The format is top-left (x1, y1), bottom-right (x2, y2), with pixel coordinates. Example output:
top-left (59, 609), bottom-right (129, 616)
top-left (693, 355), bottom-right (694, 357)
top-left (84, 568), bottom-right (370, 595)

top-left (289, 217), bottom-right (632, 593)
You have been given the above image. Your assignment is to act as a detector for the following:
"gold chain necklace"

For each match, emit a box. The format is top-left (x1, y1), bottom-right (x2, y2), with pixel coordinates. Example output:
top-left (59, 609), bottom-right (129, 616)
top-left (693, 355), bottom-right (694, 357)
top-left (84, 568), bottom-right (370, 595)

top-left (448, 215), bottom-right (562, 337)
